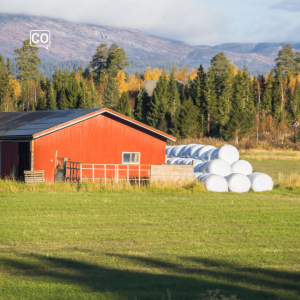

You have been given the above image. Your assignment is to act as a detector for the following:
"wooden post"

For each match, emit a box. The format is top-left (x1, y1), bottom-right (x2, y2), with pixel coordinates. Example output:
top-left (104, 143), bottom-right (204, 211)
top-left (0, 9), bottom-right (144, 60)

top-left (80, 163), bottom-right (82, 182)
top-left (165, 155), bottom-right (167, 163)
top-left (127, 165), bottom-right (129, 185)
top-left (92, 164), bottom-right (94, 183)
top-left (138, 165), bottom-right (140, 188)
top-left (116, 165), bottom-right (119, 183)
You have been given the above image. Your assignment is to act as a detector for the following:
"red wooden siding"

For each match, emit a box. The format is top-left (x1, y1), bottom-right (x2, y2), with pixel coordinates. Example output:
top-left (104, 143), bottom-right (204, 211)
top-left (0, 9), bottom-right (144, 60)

top-left (34, 113), bottom-right (167, 182)
top-left (1, 142), bottom-right (18, 179)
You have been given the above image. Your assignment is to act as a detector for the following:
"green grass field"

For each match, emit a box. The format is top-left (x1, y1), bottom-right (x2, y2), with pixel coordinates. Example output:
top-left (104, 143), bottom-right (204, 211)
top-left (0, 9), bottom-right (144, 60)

top-left (0, 160), bottom-right (300, 300)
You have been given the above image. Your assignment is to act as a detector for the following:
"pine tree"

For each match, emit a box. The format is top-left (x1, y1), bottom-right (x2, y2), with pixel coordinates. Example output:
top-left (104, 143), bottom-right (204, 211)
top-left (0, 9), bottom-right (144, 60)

top-left (6, 58), bottom-right (14, 76)
top-left (134, 87), bottom-right (148, 122)
top-left (115, 91), bottom-right (131, 116)
top-left (58, 89), bottom-right (70, 110)
top-left (102, 76), bottom-right (120, 109)
top-left (275, 44), bottom-right (295, 75)
top-left (35, 81), bottom-right (47, 110)
top-left (47, 85), bottom-right (57, 110)
top-left (291, 80), bottom-right (300, 119)
top-left (146, 76), bottom-right (168, 129)
top-left (88, 43), bottom-right (108, 81)
top-left (210, 52), bottom-right (230, 94)
top-left (106, 44), bottom-right (129, 78)
top-left (203, 70), bottom-right (217, 135)
top-left (217, 88), bottom-right (231, 127)
top-left (191, 65), bottom-right (205, 108)
top-left (66, 71), bottom-right (80, 109)
top-left (88, 80), bottom-right (100, 107)
top-left (77, 79), bottom-right (91, 109)
top-left (262, 75), bottom-right (273, 115)
top-left (222, 71), bottom-right (252, 144)
top-left (177, 98), bottom-right (199, 138)
top-left (167, 71), bottom-right (180, 120)
top-left (140, 87), bottom-right (151, 122)
top-left (14, 39), bottom-right (41, 84)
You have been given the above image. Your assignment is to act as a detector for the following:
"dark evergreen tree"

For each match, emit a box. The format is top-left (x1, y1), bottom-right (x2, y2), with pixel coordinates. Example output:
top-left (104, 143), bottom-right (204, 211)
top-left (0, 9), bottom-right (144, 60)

top-left (146, 76), bottom-right (168, 129)
top-left (222, 71), bottom-right (253, 143)
top-left (6, 58), bottom-right (14, 76)
top-left (291, 80), bottom-right (300, 119)
top-left (88, 80), bottom-right (100, 107)
top-left (115, 91), bottom-right (131, 116)
top-left (262, 74), bottom-right (273, 115)
top-left (275, 44), bottom-right (295, 75)
top-left (177, 98), bottom-right (199, 138)
top-left (106, 44), bottom-right (129, 78)
top-left (203, 70), bottom-right (217, 135)
top-left (77, 79), bottom-right (91, 109)
top-left (57, 89), bottom-right (70, 110)
top-left (47, 85), bottom-right (57, 110)
top-left (191, 65), bottom-right (205, 108)
top-left (210, 52), bottom-right (230, 94)
top-left (102, 76), bottom-right (120, 109)
top-left (88, 44), bottom-right (108, 81)
top-left (66, 71), bottom-right (80, 109)
top-left (134, 87), bottom-right (146, 122)
top-left (167, 71), bottom-right (180, 120)
top-left (14, 39), bottom-right (41, 84)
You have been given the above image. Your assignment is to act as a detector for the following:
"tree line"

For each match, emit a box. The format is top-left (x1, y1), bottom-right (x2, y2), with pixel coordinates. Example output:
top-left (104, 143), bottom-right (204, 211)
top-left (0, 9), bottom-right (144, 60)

top-left (0, 40), bottom-right (300, 143)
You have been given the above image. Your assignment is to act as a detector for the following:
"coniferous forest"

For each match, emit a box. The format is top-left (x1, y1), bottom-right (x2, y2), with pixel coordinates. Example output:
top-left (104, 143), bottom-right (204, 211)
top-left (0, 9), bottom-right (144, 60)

top-left (1, 39), bottom-right (300, 146)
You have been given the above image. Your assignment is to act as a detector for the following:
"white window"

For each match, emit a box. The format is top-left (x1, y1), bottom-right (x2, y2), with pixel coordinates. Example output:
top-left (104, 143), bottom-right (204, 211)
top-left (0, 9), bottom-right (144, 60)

top-left (122, 152), bottom-right (140, 164)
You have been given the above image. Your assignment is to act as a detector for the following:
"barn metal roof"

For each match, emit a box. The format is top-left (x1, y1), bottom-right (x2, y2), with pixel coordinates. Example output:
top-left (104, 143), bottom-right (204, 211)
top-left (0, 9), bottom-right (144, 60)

top-left (0, 108), bottom-right (176, 141)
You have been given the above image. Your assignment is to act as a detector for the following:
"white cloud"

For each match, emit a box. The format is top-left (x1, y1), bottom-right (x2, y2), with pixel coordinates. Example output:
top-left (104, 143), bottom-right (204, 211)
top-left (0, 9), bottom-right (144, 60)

top-left (0, 0), bottom-right (228, 45)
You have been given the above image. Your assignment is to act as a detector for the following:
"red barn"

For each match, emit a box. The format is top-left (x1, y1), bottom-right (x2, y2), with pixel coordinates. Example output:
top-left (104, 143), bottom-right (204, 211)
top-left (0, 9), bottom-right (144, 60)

top-left (0, 108), bottom-right (175, 182)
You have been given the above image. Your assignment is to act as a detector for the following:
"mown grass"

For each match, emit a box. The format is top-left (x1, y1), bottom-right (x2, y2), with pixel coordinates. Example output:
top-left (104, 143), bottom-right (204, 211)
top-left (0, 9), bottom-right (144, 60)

top-left (0, 159), bottom-right (299, 300)
top-left (0, 190), bottom-right (300, 300)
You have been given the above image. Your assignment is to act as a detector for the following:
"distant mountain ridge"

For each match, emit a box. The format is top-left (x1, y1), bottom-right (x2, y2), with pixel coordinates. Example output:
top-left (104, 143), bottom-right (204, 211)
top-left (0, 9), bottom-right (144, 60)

top-left (0, 12), bottom-right (299, 74)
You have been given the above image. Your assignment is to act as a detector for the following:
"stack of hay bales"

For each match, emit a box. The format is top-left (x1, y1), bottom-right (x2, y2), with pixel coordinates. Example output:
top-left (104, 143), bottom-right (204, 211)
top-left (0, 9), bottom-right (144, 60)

top-left (166, 144), bottom-right (273, 193)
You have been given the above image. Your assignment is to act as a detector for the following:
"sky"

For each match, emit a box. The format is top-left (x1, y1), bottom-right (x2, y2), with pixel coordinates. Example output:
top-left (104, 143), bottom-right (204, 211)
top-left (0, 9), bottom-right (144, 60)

top-left (0, 0), bottom-right (299, 46)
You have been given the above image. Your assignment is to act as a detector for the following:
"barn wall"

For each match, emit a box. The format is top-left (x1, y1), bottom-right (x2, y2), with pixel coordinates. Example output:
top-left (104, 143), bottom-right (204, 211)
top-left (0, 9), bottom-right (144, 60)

top-left (1, 141), bottom-right (18, 179)
top-left (34, 113), bottom-right (167, 182)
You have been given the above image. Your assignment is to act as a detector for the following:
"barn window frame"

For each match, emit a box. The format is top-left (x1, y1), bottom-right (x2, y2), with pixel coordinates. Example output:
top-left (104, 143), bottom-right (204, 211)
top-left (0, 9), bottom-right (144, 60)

top-left (122, 152), bottom-right (140, 164)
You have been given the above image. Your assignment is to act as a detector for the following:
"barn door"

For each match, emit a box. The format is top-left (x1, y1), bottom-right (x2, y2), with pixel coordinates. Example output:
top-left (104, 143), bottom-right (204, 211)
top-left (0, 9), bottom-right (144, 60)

top-left (18, 142), bottom-right (30, 179)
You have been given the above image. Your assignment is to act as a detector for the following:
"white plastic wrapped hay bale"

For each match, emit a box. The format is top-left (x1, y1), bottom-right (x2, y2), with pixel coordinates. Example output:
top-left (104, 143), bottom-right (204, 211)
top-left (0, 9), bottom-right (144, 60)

top-left (166, 146), bottom-right (175, 157)
top-left (176, 158), bottom-right (185, 165)
top-left (168, 157), bottom-right (181, 165)
top-left (210, 145), bottom-right (239, 165)
top-left (199, 174), bottom-right (228, 192)
top-left (199, 148), bottom-right (216, 161)
top-left (202, 159), bottom-right (232, 177)
top-left (181, 144), bottom-right (198, 158)
top-left (183, 144), bottom-right (204, 158)
top-left (225, 173), bottom-right (251, 193)
top-left (196, 161), bottom-right (209, 173)
top-left (191, 146), bottom-right (205, 158)
top-left (179, 158), bottom-right (194, 165)
top-left (190, 159), bottom-right (204, 172)
top-left (248, 172), bottom-right (273, 192)
top-left (231, 160), bottom-right (253, 176)
top-left (194, 145), bottom-right (216, 159)
top-left (193, 172), bottom-right (204, 180)
top-left (169, 145), bottom-right (186, 157)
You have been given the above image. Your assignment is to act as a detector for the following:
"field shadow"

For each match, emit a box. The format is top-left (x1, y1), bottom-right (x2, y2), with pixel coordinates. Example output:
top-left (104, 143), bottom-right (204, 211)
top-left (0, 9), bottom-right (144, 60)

top-left (1, 253), bottom-right (299, 300)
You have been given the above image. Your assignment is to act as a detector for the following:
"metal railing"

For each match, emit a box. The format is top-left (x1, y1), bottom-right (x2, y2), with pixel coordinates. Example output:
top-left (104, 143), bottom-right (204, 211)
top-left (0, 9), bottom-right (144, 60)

top-left (64, 161), bottom-right (151, 187)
